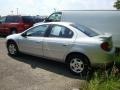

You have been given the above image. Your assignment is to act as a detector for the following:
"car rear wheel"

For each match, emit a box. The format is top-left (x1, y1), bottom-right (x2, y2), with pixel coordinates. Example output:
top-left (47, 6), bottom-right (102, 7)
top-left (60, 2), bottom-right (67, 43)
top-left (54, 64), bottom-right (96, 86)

top-left (7, 42), bottom-right (19, 56)
top-left (67, 54), bottom-right (90, 76)
top-left (10, 29), bottom-right (17, 34)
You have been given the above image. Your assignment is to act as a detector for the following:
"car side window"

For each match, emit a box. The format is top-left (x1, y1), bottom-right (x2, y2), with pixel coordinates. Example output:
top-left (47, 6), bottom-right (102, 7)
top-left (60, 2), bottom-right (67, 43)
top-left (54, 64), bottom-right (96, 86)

top-left (48, 12), bottom-right (62, 22)
top-left (49, 25), bottom-right (73, 38)
top-left (0, 17), bottom-right (6, 23)
top-left (26, 25), bottom-right (49, 37)
top-left (22, 16), bottom-right (34, 23)
top-left (6, 16), bottom-right (21, 23)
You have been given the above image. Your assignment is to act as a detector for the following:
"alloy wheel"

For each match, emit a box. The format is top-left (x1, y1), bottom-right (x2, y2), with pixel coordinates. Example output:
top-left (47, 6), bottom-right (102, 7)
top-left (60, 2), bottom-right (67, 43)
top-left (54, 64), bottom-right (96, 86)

top-left (8, 44), bottom-right (17, 55)
top-left (70, 58), bottom-right (84, 73)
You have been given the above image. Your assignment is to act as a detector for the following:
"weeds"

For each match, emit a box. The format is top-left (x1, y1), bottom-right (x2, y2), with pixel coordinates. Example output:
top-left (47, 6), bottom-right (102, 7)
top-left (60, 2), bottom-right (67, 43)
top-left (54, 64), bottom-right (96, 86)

top-left (88, 55), bottom-right (120, 90)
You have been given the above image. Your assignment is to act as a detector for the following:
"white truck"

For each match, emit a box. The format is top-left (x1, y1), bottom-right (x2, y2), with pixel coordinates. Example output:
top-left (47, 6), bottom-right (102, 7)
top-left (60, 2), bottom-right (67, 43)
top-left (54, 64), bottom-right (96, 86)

top-left (45, 10), bottom-right (120, 51)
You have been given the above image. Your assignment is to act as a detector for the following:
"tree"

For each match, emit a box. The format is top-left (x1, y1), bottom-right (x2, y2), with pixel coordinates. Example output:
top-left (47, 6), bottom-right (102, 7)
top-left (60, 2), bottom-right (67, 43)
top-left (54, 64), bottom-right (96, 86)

top-left (114, 0), bottom-right (120, 9)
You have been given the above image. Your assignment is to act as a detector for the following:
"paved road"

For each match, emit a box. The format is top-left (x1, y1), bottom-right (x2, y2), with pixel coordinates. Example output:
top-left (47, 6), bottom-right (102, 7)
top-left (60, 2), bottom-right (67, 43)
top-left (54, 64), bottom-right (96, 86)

top-left (0, 36), bottom-right (87, 90)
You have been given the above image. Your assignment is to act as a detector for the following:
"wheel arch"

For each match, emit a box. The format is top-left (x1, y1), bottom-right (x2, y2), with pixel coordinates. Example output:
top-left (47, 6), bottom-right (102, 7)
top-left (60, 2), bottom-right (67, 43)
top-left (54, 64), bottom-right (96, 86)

top-left (7, 39), bottom-right (17, 47)
top-left (65, 52), bottom-right (91, 66)
top-left (6, 39), bottom-right (19, 56)
top-left (10, 27), bottom-right (17, 33)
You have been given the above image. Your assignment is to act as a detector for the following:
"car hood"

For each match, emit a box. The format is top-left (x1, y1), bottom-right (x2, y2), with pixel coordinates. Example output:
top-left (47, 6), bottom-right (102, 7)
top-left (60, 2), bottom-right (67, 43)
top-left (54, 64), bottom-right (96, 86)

top-left (6, 33), bottom-right (21, 40)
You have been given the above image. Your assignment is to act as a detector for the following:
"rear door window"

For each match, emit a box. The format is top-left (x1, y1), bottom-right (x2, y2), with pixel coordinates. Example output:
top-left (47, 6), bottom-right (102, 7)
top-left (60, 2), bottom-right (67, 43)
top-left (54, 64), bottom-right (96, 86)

top-left (49, 25), bottom-right (73, 38)
top-left (22, 16), bottom-right (34, 23)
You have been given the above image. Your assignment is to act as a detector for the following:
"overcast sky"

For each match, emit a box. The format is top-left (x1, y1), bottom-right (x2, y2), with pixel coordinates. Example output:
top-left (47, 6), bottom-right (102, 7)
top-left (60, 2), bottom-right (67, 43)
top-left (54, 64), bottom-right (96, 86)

top-left (0, 0), bottom-right (116, 16)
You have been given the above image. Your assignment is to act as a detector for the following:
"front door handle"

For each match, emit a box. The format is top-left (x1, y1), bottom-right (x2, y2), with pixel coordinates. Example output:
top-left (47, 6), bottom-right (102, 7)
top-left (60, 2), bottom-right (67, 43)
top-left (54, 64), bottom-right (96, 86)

top-left (62, 44), bottom-right (69, 46)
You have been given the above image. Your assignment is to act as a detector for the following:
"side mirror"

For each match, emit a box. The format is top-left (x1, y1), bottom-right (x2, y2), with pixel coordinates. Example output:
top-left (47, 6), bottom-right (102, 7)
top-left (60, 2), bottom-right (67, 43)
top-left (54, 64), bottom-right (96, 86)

top-left (21, 33), bottom-right (27, 37)
top-left (0, 21), bottom-right (2, 24)
top-left (21, 32), bottom-right (32, 37)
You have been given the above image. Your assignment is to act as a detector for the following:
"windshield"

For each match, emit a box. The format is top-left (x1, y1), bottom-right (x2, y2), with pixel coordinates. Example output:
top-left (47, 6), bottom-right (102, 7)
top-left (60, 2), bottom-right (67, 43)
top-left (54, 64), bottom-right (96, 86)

top-left (71, 24), bottom-right (99, 37)
top-left (47, 12), bottom-right (62, 22)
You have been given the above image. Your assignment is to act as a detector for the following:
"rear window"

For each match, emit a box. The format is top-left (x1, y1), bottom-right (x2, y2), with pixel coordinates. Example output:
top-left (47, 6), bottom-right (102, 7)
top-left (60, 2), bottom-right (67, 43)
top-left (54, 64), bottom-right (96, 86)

top-left (71, 24), bottom-right (99, 37)
top-left (22, 16), bottom-right (34, 23)
top-left (6, 16), bottom-right (20, 23)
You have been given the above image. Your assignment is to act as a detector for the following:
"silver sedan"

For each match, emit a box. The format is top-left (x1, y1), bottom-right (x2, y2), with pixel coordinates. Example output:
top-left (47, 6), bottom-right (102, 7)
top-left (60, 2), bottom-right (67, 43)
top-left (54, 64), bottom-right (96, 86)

top-left (6, 22), bottom-right (115, 75)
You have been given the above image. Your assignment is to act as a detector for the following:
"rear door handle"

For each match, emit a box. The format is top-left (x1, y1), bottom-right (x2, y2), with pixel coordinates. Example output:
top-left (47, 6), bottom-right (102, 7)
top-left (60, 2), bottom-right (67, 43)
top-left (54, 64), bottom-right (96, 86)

top-left (35, 41), bottom-right (41, 43)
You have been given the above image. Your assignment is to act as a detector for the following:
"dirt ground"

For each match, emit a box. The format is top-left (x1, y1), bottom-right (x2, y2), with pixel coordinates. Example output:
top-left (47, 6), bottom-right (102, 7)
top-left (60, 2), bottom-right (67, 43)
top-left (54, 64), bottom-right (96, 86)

top-left (0, 36), bottom-right (87, 90)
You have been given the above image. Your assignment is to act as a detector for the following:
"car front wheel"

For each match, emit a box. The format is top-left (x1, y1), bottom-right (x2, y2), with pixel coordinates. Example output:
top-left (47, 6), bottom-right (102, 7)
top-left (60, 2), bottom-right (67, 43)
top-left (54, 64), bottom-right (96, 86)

top-left (7, 42), bottom-right (19, 56)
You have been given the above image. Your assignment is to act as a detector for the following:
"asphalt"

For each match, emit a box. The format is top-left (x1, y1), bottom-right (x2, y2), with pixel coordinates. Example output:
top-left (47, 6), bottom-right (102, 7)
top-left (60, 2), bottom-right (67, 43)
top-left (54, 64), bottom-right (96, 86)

top-left (0, 36), bottom-right (87, 90)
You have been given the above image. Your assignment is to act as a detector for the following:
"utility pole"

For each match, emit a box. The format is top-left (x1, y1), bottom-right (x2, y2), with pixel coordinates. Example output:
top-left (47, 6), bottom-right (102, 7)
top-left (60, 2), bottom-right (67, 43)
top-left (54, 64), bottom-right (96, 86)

top-left (11, 10), bottom-right (13, 15)
top-left (17, 8), bottom-right (18, 15)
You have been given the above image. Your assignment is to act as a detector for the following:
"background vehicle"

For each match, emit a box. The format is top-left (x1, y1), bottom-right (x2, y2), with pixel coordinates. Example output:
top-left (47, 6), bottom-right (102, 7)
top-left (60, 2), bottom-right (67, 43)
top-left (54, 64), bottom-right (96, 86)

top-left (33, 16), bottom-right (47, 23)
top-left (6, 22), bottom-right (114, 75)
top-left (45, 10), bottom-right (120, 49)
top-left (0, 15), bottom-right (44, 35)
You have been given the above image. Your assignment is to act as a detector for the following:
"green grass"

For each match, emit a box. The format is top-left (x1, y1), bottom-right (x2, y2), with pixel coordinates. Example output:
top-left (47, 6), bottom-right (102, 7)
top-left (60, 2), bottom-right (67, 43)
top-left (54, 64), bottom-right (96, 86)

top-left (88, 71), bottom-right (120, 90)
top-left (114, 54), bottom-right (120, 62)
top-left (88, 55), bottom-right (120, 90)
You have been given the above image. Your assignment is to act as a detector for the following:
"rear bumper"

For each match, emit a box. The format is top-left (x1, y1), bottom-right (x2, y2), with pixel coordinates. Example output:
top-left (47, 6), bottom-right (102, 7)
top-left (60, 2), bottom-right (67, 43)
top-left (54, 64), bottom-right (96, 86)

top-left (90, 48), bottom-right (115, 69)
top-left (90, 47), bottom-right (115, 64)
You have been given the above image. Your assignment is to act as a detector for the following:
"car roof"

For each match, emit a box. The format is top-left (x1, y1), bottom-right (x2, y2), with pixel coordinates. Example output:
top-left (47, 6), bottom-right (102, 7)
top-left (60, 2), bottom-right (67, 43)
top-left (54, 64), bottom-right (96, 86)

top-left (5, 15), bottom-right (33, 17)
top-left (34, 22), bottom-right (73, 27)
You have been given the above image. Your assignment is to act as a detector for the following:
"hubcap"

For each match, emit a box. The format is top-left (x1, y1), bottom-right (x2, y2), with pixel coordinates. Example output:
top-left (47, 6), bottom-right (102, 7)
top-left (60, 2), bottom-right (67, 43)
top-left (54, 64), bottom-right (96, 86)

top-left (70, 58), bottom-right (84, 73)
top-left (8, 44), bottom-right (16, 55)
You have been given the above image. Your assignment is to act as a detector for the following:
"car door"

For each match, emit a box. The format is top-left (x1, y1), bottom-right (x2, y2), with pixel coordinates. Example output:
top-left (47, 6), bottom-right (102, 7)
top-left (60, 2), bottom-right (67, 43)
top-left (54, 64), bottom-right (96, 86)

top-left (18, 24), bottom-right (49, 56)
top-left (0, 17), bottom-right (6, 34)
top-left (43, 24), bottom-right (75, 61)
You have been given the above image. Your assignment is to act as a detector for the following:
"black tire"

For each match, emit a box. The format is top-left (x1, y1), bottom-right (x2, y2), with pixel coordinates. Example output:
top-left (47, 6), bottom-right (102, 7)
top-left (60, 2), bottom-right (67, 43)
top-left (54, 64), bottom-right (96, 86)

top-left (67, 54), bottom-right (90, 76)
top-left (10, 29), bottom-right (17, 34)
top-left (7, 41), bottom-right (19, 56)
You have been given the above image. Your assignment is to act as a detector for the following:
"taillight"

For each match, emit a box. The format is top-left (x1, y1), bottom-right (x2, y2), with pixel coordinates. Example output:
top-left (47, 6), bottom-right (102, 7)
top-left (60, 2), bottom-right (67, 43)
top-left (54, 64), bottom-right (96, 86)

top-left (101, 42), bottom-right (111, 51)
